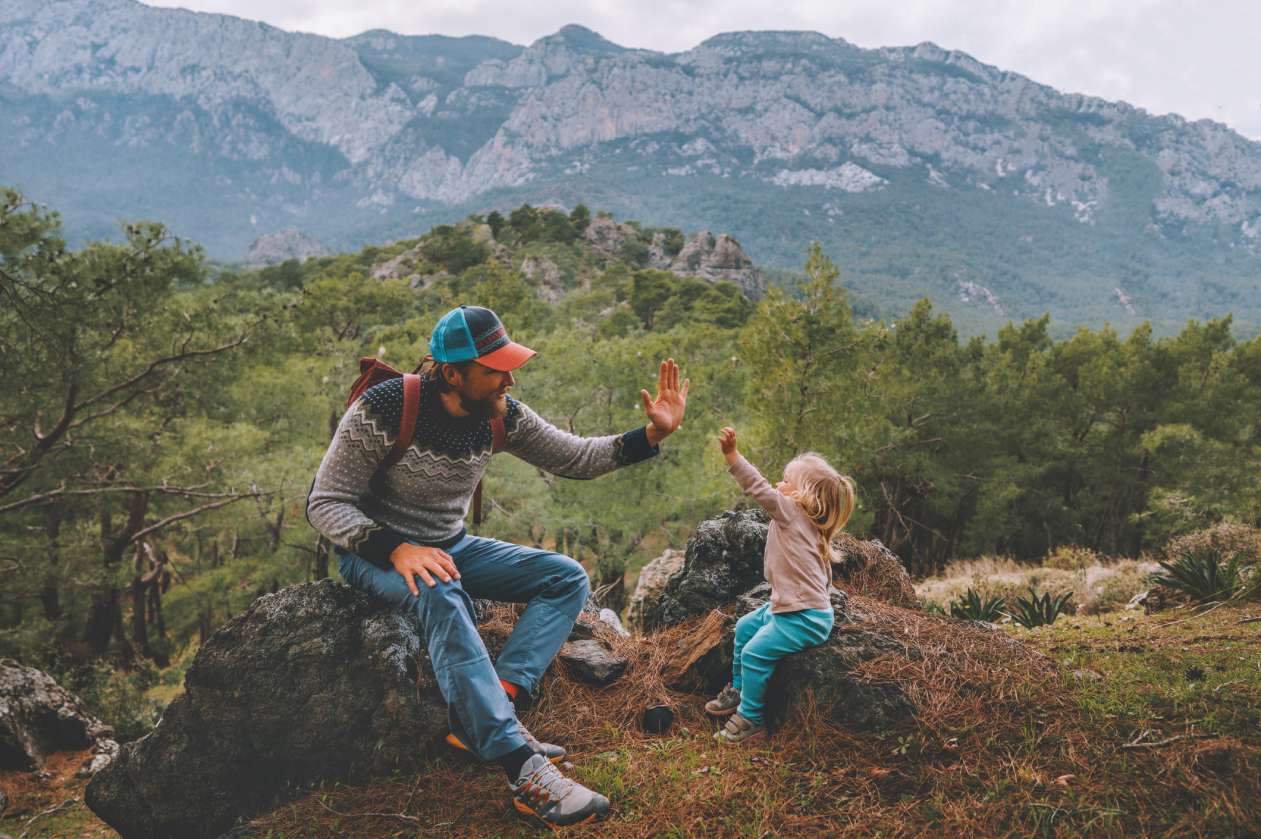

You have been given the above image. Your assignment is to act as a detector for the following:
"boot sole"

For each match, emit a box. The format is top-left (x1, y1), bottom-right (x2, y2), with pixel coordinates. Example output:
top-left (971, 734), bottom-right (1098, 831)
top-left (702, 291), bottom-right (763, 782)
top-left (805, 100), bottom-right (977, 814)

top-left (704, 704), bottom-right (739, 717)
top-left (513, 797), bottom-right (607, 831)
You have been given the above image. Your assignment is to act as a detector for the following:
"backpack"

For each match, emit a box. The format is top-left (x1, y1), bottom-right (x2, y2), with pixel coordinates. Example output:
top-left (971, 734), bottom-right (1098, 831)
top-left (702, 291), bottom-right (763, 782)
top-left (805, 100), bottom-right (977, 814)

top-left (347, 357), bottom-right (504, 524)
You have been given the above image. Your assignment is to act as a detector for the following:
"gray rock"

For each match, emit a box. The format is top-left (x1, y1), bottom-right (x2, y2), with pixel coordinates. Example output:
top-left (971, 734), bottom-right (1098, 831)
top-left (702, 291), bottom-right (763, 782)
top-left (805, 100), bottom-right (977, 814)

top-left (639, 507), bottom-right (770, 632)
top-left (660, 581), bottom-right (913, 730)
top-left (244, 229), bottom-right (330, 266)
top-left (557, 640), bottom-right (628, 686)
top-left (0, 659), bottom-right (118, 774)
top-left (627, 548), bottom-right (685, 633)
top-left (597, 608), bottom-right (629, 638)
top-left (85, 580), bottom-right (456, 839)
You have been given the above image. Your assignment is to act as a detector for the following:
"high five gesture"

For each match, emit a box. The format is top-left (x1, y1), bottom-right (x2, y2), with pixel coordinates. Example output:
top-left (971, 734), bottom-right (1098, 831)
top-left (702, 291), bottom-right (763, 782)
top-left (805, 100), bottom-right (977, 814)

top-left (642, 358), bottom-right (690, 446)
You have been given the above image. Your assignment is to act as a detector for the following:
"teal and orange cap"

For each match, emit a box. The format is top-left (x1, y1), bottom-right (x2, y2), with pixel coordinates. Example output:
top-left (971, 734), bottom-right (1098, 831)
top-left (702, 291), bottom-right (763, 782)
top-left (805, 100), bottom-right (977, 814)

top-left (429, 305), bottom-right (536, 371)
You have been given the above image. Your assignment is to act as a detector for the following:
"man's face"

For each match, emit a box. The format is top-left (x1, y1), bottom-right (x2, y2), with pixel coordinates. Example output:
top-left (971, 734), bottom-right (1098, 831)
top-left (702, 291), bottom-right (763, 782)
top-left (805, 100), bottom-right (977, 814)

top-left (449, 361), bottom-right (515, 419)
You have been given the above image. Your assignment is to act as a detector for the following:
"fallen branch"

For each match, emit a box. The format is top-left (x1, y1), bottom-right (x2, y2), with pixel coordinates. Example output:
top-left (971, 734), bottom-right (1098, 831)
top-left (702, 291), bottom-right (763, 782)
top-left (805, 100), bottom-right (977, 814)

top-left (1156, 600), bottom-right (1227, 627)
top-left (1235, 616), bottom-right (1261, 625)
top-left (316, 797), bottom-right (420, 825)
top-left (1121, 732), bottom-right (1208, 750)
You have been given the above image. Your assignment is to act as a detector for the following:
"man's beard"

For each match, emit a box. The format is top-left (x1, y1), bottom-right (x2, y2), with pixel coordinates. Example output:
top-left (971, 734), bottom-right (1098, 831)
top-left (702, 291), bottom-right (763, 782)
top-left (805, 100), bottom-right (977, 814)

top-left (457, 389), bottom-right (508, 420)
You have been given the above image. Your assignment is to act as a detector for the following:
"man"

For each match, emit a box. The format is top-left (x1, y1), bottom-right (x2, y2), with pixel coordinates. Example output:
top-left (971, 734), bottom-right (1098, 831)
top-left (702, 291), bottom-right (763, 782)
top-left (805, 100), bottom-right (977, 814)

top-left (307, 305), bottom-right (688, 828)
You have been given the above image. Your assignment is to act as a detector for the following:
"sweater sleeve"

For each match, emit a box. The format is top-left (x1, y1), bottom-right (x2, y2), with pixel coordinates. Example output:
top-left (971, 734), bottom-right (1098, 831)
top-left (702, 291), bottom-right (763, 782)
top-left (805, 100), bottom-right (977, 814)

top-left (502, 397), bottom-right (658, 479)
top-left (305, 385), bottom-right (409, 568)
top-left (727, 455), bottom-right (797, 525)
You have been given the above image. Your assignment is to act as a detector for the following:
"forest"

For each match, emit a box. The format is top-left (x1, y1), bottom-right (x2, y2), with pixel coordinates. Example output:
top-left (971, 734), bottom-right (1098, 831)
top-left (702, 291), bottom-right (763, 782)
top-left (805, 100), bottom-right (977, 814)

top-left (2, 188), bottom-right (1259, 730)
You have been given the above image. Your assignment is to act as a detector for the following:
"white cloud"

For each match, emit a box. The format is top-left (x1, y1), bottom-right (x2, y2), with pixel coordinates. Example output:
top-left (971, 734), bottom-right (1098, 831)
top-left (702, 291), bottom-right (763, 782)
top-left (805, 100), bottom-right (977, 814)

top-left (143, 0), bottom-right (1261, 139)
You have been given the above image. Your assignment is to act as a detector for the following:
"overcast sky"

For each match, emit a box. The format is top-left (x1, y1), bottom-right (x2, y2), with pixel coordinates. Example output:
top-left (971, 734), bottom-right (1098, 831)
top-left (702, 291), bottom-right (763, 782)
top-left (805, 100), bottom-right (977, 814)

top-left (145, 0), bottom-right (1261, 141)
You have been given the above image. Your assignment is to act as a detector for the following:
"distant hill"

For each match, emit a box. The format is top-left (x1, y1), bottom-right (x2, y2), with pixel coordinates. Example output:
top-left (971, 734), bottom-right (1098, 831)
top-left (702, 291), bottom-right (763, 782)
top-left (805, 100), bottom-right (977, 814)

top-left (3, 0), bottom-right (1261, 334)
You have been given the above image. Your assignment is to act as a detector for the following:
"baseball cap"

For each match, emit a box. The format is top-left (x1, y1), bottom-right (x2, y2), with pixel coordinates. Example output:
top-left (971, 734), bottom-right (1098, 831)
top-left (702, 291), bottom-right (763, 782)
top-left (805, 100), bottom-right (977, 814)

top-left (429, 305), bottom-right (536, 372)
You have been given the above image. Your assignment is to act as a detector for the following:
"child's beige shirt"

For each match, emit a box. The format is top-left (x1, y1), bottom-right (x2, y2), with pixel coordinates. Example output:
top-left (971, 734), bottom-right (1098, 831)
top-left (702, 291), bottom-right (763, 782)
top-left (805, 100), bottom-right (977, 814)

top-left (728, 455), bottom-right (832, 613)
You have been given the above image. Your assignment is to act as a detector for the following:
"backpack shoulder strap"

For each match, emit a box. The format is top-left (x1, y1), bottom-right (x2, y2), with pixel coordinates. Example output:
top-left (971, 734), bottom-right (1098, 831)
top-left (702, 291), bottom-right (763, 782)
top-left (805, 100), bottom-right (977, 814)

top-left (382, 373), bottom-right (421, 471)
top-left (490, 416), bottom-right (506, 454)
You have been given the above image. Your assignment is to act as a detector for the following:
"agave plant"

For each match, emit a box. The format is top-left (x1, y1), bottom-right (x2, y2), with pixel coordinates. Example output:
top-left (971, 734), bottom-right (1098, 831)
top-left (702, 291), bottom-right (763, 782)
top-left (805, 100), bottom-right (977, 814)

top-left (1007, 588), bottom-right (1073, 628)
top-left (949, 589), bottom-right (1006, 622)
top-left (1150, 549), bottom-right (1250, 603)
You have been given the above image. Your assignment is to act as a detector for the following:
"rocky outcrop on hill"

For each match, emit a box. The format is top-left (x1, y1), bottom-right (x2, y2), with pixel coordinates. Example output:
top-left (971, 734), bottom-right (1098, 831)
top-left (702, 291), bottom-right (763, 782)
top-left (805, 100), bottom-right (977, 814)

top-left (244, 229), bottom-right (331, 265)
top-left (85, 581), bottom-right (450, 839)
top-left (0, 660), bottom-right (119, 777)
top-left (667, 231), bottom-right (766, 298)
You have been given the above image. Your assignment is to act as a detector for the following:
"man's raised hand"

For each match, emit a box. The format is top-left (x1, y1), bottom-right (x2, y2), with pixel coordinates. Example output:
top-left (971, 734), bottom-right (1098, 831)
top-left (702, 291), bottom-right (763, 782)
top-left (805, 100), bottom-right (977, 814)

top-left (641, 358), bottom-right (690, 446)
top-left (388, 543), bottom-right (461, 596)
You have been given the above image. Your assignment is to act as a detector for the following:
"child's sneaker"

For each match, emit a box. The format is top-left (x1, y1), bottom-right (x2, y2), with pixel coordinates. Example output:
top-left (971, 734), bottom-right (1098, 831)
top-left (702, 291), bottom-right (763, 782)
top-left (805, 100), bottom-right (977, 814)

top-left (713, 712), bottom-right (765, 743)
top-left (704, 683), bottom-right (741, 717)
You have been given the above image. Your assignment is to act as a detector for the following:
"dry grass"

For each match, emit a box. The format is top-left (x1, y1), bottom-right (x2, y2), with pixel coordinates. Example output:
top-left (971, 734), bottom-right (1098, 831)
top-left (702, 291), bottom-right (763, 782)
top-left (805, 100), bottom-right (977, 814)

top-left (832, 532), bottom-right (919, 608)
top-left (916, 554), bottom-right (1159, 616)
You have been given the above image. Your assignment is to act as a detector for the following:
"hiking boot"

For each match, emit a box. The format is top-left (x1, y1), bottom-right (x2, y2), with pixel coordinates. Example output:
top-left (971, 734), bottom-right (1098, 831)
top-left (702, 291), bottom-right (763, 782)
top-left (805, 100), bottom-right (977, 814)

top-left (704, 683), bottom-right (741, 717)
top-left (510, 753), bottom-right (610, 829)
top-left (713, 711), bottom-right (765, 744)
top-left (518, 720), bottom-right (566, 763)
top-left (445, 708), bottom-right (565, 764)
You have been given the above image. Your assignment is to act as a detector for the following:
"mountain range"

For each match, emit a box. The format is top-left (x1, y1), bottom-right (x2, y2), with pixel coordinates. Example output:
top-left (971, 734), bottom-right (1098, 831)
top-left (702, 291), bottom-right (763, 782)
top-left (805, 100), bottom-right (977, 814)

top-left (3, 0), bottom-right (1261, 334)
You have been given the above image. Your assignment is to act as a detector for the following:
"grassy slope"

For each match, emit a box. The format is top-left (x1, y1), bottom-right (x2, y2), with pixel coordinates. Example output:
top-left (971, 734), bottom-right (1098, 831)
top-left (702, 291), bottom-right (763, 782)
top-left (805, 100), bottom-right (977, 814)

top-left (14, 602), bottom-right (1258, 838)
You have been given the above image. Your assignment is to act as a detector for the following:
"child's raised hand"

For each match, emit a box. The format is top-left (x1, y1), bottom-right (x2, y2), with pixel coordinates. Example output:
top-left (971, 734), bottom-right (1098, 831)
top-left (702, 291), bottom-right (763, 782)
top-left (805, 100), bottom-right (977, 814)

top-left (718, 426), bottom-right (739, 459)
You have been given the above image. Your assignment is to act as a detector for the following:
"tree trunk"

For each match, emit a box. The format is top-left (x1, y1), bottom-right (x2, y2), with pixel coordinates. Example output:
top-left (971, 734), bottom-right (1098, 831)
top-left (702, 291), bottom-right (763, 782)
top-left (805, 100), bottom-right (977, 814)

top-left (39, 504), bottom-right (64, 621)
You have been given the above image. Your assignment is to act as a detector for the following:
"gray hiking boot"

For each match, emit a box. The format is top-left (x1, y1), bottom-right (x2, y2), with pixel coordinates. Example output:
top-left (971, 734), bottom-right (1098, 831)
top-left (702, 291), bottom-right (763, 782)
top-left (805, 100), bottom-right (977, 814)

top-left (518, 720), bottom-right (566, 763)
top-left (446, 709), bottom-right (566, 764)
top-left (704, 683), bottom-right (741, 717)
top-left (510, 753), bottom-right (611, 828)
top-left (714, 711), bottom-right (765, 744)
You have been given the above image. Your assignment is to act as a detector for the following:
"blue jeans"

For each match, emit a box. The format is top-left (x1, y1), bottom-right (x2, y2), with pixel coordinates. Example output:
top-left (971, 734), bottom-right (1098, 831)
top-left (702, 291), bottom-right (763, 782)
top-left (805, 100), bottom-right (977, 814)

top-left (337, 534), bottom-right (590, 761)
top-left (731, 602), bottom-right (834, 725)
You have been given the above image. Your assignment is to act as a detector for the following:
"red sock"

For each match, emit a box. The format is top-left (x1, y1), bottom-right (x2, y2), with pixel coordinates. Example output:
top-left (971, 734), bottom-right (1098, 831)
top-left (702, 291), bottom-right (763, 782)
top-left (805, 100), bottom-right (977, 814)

top-left (500, 679), bottom-right (520, 701)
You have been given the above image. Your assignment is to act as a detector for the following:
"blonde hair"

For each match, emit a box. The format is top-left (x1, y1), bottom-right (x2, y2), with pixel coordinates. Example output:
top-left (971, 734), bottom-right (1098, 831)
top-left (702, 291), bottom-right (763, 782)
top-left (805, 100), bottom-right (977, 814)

top-left (784, 452), bottom-right (856, 563)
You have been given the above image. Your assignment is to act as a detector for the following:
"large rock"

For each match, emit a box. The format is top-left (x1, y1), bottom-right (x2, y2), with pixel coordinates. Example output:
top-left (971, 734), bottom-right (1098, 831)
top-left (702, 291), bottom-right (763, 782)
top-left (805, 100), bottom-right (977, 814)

top-left (0, 660), bottom-right (119, 776)
top-left (831, 533), bottom-right (919, 609)
top-left (638, 508), bottom-right (769, 632)
top-left (659, 582), bottom-right (913, 730)
top-left (85, 580), bottom-right (454, 839)
top-left (626, 548), bottom-right (685, 633)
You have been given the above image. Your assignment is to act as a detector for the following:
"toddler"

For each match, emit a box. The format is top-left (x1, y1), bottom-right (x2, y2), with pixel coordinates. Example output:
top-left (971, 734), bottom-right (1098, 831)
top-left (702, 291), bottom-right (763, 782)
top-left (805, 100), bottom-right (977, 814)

top-left (707, 427), bottom-right (855, 742)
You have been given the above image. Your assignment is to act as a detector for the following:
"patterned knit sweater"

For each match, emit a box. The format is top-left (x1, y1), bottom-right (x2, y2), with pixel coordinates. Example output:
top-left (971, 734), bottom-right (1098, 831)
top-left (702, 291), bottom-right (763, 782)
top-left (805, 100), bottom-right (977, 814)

top-left (307, 376), bottom-right (658, 567)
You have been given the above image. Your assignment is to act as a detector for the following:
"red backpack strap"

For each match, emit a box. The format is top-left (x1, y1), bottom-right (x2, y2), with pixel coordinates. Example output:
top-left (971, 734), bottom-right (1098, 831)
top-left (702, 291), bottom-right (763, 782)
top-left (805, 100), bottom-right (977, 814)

top-left (382, 373), bottom-right (421, 471)
top-left (490, 416), bottom-right (506, 453)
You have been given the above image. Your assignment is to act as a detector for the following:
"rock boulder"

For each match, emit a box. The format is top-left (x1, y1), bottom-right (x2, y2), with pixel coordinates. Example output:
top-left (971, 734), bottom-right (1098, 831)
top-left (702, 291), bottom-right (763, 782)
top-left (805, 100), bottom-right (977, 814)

top-left (86, 580), bottom-right (452, 839)
top-left (0, 659), bottom-right (119, 776)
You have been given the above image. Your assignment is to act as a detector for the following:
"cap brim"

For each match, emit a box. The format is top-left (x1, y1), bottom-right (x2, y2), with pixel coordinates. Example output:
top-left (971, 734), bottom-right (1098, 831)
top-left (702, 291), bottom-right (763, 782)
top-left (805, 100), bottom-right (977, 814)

top-left (477, 341), bottom-right (536, 372)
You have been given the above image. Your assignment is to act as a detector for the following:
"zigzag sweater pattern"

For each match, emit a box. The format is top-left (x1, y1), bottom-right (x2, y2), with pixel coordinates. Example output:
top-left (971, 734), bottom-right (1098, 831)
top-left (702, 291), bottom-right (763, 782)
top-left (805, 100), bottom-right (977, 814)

top-left (307, 376), bottom-right (658, 567)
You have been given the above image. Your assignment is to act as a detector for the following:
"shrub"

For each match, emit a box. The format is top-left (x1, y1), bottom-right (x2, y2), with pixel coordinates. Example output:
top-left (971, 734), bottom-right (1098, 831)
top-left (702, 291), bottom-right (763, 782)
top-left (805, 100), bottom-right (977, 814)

top-left (1150, 549), bottom-right (1252, 603)
top-left (949, 589), bottom-right (1006, 622)
top-left (1164, 523), bottom-right (1261, 565)
top-left (1007, 588), bottom-right (1073, 628)
top-left (1044, 545), bottom-right (1101, 571)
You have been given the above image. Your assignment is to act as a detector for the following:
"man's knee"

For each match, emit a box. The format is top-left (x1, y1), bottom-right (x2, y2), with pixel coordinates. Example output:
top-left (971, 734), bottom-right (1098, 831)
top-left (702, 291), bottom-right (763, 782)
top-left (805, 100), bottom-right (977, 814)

top-left (409, 577), bottom-right (474, 619)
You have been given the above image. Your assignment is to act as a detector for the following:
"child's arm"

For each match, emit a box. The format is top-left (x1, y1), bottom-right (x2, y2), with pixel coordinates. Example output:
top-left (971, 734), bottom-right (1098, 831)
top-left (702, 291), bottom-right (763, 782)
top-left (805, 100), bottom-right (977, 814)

top-left (718, 427), bottom-right (795, 524)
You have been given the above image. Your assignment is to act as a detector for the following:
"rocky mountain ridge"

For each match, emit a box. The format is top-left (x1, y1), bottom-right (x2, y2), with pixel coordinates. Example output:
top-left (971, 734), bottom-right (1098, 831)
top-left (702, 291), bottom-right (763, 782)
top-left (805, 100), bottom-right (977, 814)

top-left (3, 1), bottom-right (1261, 333)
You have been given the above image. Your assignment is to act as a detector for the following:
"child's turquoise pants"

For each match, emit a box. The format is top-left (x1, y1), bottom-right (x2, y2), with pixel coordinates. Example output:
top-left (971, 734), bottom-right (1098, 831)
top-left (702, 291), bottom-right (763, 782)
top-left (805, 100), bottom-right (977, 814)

top-left (732, 601), bottom-right (834, 725)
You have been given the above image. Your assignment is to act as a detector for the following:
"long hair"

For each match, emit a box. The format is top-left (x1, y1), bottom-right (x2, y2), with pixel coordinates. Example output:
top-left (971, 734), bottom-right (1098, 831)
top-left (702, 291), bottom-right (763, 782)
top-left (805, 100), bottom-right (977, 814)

top-left (417, 354), bottom-right (470, 394)
top-left (783, 452), bottom-right (856, 564)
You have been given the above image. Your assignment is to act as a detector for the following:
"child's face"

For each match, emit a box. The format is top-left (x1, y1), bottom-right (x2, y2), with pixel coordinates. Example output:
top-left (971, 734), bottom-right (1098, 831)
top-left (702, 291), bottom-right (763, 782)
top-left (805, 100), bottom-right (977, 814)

top-left (777, 471), bottom-right (795, 494)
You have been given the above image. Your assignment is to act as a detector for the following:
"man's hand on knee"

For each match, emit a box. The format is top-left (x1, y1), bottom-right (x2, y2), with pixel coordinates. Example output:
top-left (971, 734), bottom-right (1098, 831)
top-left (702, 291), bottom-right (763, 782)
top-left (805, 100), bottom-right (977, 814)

top-left (389, 543), bottom-right (460, 595)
